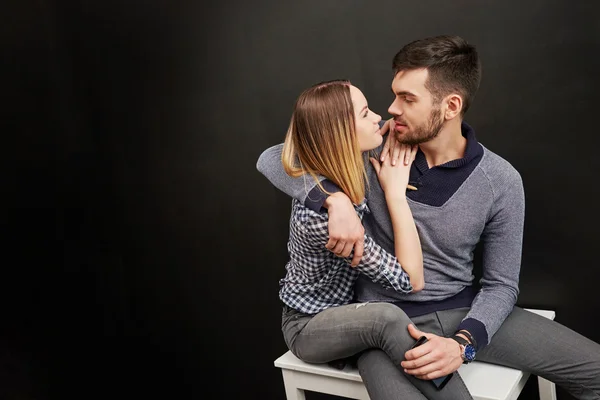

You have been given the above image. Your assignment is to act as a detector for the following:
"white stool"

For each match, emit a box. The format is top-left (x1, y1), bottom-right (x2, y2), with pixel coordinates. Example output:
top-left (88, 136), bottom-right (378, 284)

top-left (274, 308), bottom-right (556, 400)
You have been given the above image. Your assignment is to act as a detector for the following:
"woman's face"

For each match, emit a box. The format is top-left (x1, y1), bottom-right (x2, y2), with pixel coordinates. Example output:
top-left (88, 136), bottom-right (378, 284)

top-left (350, 85), bottom-right (383, 152)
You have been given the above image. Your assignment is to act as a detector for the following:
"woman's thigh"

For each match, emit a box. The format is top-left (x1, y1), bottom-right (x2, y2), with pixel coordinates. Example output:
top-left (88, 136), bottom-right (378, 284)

top-left (283, 302), bottom-right (414, 364)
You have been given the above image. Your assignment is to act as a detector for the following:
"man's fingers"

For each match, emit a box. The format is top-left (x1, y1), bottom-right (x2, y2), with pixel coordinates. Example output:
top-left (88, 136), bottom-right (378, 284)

top-left (405, 340), bottom-right (434, 361)
top-left (351, 238), bottom-right (364, 267)
top-left (407, 324), bottom-right (429, 340)
top-left (339, 241), bottom-right (354, 258)
top-left (414, 372), bottom-right (448, 381)
top-left (401, 350), bottom-right (436, 370)
top-left (404, 360), bottom-right (447, 378)
top-left (330, 240), bottom-right (346, 255)
top-left (327, 239), bottom-right (345, 255)
top-left (325, 238), bottom-right (337, 250)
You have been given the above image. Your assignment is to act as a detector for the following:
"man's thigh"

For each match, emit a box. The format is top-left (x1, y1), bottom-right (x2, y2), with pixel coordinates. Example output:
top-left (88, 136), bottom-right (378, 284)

top-left (436, 306), bottom-right (600, 399)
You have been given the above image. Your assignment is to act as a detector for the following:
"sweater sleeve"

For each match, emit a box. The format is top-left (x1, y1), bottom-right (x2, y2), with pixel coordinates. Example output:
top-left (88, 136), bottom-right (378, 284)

top-left (256, 143), bottom-right (341, 212)
top-left (456, 167), bottom-right (525, 351)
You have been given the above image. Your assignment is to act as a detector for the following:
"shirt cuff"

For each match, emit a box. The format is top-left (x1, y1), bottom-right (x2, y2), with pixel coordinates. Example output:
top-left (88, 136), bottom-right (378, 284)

top-left (456, 318), bottom-right (488, 351)
top-left (304, 180), bottom-right (341, 213)
top-left (379, 251), bottom-right (412, 293)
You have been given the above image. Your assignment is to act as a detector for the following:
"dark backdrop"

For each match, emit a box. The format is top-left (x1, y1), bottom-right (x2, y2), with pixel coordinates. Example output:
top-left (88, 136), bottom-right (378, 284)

top-left (2, 1), bottom-right (599, 399)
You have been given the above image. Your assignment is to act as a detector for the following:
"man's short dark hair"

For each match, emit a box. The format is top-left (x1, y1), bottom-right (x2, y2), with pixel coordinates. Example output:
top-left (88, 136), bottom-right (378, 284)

top-left (392, 35), bottom-right (481, 115)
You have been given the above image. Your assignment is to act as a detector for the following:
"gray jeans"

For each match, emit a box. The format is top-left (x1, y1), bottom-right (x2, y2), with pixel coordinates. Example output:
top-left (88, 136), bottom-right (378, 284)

top-left (281, 303), bottom-right (600, 400)
top-left (281, 302), bottom-right (471, 400)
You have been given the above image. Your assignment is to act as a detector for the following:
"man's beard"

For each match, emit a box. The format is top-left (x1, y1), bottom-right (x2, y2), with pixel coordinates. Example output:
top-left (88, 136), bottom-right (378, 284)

top-left (395, 108), bottom-right (444, 146)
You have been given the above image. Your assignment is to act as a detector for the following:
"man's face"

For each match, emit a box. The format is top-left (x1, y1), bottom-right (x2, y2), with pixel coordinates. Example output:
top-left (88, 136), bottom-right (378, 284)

top-left (388, 68), bottom-right (445, 145)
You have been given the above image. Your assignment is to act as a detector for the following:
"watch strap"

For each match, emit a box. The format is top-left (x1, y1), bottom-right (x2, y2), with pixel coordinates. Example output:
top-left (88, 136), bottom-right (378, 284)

top-left (451, 335), bottom-right (469, 346)
top-left (457, 330), bottom-right (477, 348)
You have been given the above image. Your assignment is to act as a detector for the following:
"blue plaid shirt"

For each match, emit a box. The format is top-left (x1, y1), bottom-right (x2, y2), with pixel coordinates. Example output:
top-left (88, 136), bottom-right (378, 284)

top-left (280, 199), bottom-right (413, 315)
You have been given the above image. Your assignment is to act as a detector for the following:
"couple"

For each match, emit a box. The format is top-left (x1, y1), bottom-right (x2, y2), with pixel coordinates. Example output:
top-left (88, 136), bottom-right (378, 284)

top-left (257, 35), bottom-right (600, 399)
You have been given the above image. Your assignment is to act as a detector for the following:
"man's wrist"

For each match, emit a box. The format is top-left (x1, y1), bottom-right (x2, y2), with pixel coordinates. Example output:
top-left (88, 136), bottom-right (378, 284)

top-left (451, 333), bottom-right (477, 364)
top-left (306, 180), bottom-right (342, 212)
top-left (456, 329), bottom-right (476, 347)
top-left (455, 332), bottom-right (471, 344)
top-left (323, 191), bottom-right (351, 209)
top-left (452, 337), bottom-right (463, 359)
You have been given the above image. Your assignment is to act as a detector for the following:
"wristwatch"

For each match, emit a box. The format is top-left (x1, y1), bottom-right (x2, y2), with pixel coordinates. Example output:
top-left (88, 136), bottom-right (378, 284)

top-left (451, 335), bottom-right (476, 364)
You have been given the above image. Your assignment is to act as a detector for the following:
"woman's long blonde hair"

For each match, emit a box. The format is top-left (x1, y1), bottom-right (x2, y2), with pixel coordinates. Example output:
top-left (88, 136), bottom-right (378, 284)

top-left (281, 80), bottom-right (367, 205)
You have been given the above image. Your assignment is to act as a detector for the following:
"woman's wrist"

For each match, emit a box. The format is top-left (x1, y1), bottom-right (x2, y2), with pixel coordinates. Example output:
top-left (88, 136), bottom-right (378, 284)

top-left (385, 191), bottom-right (407, 202)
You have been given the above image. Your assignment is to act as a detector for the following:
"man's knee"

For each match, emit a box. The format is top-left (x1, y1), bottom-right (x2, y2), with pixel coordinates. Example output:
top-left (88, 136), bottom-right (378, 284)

top-left (357, 348), bottom-right (388, 371)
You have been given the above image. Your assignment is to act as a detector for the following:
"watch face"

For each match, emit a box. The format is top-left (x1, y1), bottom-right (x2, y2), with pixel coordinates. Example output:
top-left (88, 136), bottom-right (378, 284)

top-left (464, 344), bottom-right (476, 361)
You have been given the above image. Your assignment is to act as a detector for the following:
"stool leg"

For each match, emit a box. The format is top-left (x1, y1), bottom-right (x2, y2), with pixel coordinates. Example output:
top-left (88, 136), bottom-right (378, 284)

top-left (537, 376), bottom-right (557, 400)
top-left (281, 370), bottom-right (306, 400)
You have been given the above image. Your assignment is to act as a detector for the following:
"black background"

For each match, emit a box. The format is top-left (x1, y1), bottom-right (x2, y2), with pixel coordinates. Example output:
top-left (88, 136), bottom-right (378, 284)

top-left (2, 1), bottom-right (599, 399)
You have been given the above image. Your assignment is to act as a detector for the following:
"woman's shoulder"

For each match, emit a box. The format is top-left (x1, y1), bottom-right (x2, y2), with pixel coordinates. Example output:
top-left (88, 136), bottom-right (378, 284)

top-left (289, 199), bottom-right (329, 243)
top-left (290, 198), bottom-right (328, 227)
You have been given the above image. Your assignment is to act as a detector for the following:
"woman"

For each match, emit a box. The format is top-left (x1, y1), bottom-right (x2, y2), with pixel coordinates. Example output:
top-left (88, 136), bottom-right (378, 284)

top-left (279, 79), bottom-right (424, 368)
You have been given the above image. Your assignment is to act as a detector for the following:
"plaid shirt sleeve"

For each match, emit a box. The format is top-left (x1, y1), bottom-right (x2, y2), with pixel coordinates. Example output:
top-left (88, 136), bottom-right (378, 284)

top-left (353, 235), bottom-right (413, 293)
top-left (300, 203), bottom-right (413, 294)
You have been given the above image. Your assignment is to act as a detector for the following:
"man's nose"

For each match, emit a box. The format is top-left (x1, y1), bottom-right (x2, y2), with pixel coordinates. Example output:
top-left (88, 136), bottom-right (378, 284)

top-left (388, 100), bottom-right (402, 116)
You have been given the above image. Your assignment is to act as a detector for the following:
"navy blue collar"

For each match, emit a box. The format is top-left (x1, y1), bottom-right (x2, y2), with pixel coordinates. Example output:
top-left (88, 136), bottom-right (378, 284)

top-left (414, 122), bottom-right (483, 173)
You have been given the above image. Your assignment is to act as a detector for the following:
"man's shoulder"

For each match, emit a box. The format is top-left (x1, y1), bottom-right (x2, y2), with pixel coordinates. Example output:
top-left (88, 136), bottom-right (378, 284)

top-left (477, 144), bottom-right (523, 187)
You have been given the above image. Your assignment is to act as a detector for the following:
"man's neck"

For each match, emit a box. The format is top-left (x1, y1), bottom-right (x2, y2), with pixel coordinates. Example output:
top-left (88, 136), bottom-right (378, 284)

top-left (419, 119), bottom-right (466, 168)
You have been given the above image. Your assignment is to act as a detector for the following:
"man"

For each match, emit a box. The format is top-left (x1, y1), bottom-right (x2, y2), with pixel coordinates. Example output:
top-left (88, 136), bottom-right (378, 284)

top-left (257, 35), bottom-right (600, 399)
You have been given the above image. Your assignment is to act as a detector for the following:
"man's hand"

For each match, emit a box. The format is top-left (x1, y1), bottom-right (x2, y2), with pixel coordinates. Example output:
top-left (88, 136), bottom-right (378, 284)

top-left (324, 192), bottom-right (364, 267)
top-left (401, 324), bottom-right (463, 380)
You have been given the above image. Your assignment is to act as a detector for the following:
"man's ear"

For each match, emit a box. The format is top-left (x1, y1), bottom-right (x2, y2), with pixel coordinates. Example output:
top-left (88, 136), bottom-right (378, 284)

top-left (443, 94), bottom-right (463, 120)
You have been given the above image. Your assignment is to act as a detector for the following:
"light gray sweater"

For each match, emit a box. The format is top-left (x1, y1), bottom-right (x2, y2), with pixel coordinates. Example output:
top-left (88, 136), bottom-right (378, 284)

top-left (257, 140), bottom-right (524, 349)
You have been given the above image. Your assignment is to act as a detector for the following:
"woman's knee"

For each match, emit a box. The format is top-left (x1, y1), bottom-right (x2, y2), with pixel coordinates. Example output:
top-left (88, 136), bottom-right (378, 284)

top-left (366, 302), bottom-right (412, 336)
top-left (369, 302), bottom-right (410, 322)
